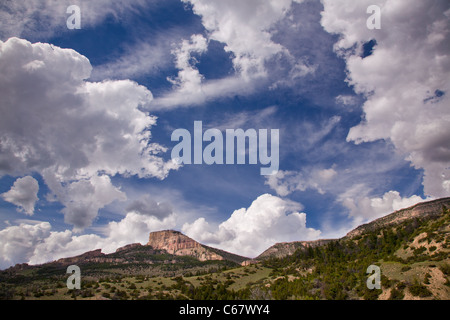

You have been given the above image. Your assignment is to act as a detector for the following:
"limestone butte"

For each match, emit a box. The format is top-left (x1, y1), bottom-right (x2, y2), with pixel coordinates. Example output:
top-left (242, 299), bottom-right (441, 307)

top-left (147, 230), bottom-right (230, 262)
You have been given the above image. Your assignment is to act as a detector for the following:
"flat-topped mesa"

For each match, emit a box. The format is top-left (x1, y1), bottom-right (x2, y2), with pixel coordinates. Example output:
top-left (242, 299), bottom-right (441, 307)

top-left (146, 230), bottom-right (223, 261)
top-left (147, 230), bottom-right (200, 253)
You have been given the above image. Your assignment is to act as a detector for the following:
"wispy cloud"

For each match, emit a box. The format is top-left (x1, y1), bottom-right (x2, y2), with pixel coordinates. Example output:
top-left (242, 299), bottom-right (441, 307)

top-left (150, 75), bottom-right (260, 110)
top-left (0, 0), bottom-right (157, 40)
top-left (91, 39), bottom-right (172, 81)
top-left (150, 0), bottom-right (322, 110)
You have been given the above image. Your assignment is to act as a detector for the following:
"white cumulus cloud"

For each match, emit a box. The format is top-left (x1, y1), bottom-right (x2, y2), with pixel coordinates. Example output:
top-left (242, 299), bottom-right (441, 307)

top-left (338, 188), bottom-right (430, 227)
top-left (182, 193), bottom-right (321, 258)
top-left (0, 37), bottom-right (178, 230)
top-left (1, 176), bottom-right (39, 215)
top-left (182, 0), bottom-right (294, 78)
top-left (0, 221), bottom-right (51, 269)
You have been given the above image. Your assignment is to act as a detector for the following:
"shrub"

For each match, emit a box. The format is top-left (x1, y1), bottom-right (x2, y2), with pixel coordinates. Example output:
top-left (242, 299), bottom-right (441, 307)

top-left (389, 287), bottom-right (404, 300)
top-left (413, 247), bottom-right (426, 255)
top-left (396, 281), bottom-right (406, 290)
top-left (424, 273), bottom-right (431, 285)
top-left (409, 279), bottom-right (432, 297)
top-left (102, 292), bottom-right (110, 298)
top-left (401, 265), bottom-right (411, 272)
top-left (439, 263), bottom-right (450, 276)
top-left (363, 288), bottom-right (381, 300)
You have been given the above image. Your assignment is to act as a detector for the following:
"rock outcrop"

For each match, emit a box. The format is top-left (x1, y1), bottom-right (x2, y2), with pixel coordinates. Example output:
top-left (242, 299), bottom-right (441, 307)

top-left (147, 230), bottom-right (234, 262)
top-left (56, 248), bottom-right (105, 265)
top-left (147, 230), bottom-right (202, 254)
top-left (115, 243), bottom-right (142, 253)
top-left (345, 197), bottom-right (450, 238)
top-left (255, 239), bottom-right (335, 261)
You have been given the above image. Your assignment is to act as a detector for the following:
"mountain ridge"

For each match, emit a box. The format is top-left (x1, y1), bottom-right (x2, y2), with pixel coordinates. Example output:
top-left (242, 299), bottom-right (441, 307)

top-left (344, 197), bottom-right (450, 239)
top-left (242, 197), bottom-right (450, 262)
top-left (1, 197), bottom-right (448, 300)
top-left (5, 197), bottom-right (450, 270)
top-left (12, 229), bottom-right (249, 270)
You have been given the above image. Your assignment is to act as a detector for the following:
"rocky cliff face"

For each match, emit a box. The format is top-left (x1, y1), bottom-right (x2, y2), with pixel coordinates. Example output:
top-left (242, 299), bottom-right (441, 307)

top-left (115, 243), bottom-right (142, 253)
top-left (254, 239), bottom-right (335, 261)
top-left (147, 230), bottom-right (201, 253)
top-left (252, 198), bottom-right (450, 262)
top-left (56, 249), bottom-right (105, 265)
top-left (146, 230), bottom-right (225, 261)
top-left (345, 197), bottom-right (450, 238)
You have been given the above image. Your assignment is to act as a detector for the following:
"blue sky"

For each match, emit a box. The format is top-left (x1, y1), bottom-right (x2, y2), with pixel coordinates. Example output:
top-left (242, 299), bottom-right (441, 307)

top-left (0, 0), bottom-right (449, 268)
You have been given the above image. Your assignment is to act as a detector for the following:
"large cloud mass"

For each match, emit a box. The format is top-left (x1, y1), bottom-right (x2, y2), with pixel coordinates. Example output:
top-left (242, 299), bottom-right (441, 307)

top-left (321, 0), bottom-right (450, 198)
top-left (0, 37), bottom-right (177, 230)
top-left (0, 221), bottom-right (51, 269)
top-left (182, 194), bottom-right (321, 258)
